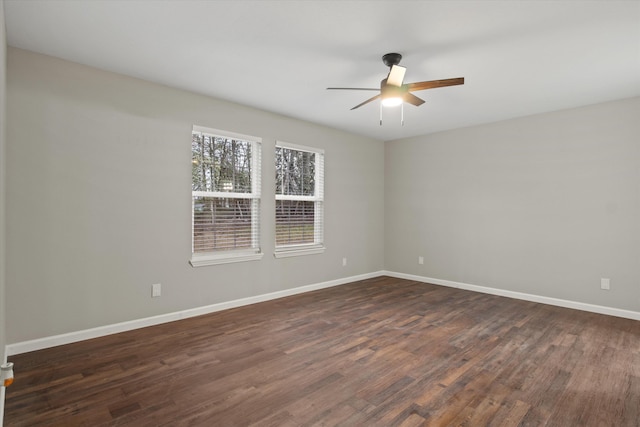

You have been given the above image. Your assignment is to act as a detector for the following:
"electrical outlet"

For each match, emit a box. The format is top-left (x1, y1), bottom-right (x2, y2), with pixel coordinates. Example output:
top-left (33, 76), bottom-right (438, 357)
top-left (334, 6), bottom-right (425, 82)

top-left (418, 256), bottom-right (424, 265)
top-left (600, 278), bottom-right (610, 291)
top-left (342, 257), bottom-right (347, 267)
top-left (152, 283), bottom-right (162, 297)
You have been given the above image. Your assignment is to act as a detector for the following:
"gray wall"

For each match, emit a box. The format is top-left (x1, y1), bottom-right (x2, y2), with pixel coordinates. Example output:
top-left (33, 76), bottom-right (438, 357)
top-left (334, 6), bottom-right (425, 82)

top-left (0, 0), bottom-right (6, 361)
top-left (385, 97), bottom-right (640, 311)
top-left (5, 45), bottom-right (639, 347)
top-left (0, 2), bottom-right (6, 423)
top-left (6, 48), bottom-right (385, 343)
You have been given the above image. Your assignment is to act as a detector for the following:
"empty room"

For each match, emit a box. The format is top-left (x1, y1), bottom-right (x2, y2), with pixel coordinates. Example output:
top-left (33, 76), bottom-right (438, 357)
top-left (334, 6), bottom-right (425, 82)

top-left (0, 1), bottom-right (639, 426)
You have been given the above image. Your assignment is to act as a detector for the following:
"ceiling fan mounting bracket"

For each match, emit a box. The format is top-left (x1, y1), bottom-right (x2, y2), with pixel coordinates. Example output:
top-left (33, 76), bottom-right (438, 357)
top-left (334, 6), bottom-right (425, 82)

top-left (382, 53), bottom-right (402, 68)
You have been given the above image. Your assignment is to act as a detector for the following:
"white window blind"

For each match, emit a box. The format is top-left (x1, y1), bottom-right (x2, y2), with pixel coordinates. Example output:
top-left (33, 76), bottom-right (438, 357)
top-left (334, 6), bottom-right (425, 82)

top-left (275, 141), bottom-right (324, 257)
top-left (191, 127), bottom-right (262, 266)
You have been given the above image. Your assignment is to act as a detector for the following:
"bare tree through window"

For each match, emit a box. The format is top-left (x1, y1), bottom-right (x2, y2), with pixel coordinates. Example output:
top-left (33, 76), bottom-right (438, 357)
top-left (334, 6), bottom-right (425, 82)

top-left (275, 143), bottom-right (324, 249)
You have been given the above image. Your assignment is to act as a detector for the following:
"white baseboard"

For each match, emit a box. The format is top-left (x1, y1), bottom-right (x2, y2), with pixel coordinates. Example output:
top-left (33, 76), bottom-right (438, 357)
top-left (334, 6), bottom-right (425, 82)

top-left (6, 271), bottom-right (384, 356)
top-left (383, 270), bottom-right (640, 322)
top-left (6, 269), bottom-right (639, 356)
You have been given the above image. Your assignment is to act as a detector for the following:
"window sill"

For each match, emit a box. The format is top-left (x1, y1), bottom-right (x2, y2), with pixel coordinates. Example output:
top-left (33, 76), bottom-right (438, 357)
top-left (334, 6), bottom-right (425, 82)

top-left (274, 245), bottom-right (325, 259)
top-left (190, 251), bottom-right (264, 267)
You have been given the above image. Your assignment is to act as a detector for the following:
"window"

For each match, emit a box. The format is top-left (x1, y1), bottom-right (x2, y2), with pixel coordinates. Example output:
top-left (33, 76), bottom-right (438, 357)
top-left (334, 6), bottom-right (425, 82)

top-left (190, 126), bottom-right (262, 266)
top-left (275, 141), bottom-right (324, 257)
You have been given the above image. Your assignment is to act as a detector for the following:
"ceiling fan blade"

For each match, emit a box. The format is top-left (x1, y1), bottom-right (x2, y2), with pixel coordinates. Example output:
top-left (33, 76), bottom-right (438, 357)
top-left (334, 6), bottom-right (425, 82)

top-left (407, 77), bottom-right (464, 91)
top-left (327, 87), bottom-right (379, 91)
top-left (404, 93), bottom-right (425, 107)
top-left (387, 65), bottom-right (406, 87)
top-left (351, 94), bottom-right (381, 110)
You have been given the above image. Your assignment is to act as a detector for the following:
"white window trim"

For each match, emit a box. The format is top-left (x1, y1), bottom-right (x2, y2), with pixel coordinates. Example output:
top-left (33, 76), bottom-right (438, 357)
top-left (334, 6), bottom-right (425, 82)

top-left (274, 141), bottom-right (325, 258)
top-left (190, 249), bottom-right (264, 267)
top-left (276, 140), bottom-right (325, 155)
top-left (273, 243), bottom-right (325, 258)
top-left (192, 126), bottom-right (261, 144)
top-left (190, 127), bottom-right (263, 267)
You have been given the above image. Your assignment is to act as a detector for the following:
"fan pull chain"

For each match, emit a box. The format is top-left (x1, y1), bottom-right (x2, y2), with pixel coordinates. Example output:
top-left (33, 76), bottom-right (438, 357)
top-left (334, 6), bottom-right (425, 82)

top-left (379, 102), bottom-right (405, 126)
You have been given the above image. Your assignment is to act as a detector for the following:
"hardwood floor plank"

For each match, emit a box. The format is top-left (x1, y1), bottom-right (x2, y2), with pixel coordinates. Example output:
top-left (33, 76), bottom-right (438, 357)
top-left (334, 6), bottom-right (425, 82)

top-left (491, 399), bottom-right (531, 427)
top-left (5, 276), bottom-right (639, 426)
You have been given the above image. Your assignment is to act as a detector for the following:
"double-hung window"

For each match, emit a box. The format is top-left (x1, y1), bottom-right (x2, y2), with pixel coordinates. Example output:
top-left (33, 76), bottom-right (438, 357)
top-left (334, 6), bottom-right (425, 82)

top-left (275, 141), bottom-right (324, 257)
top-left (190, 126), bottom-right (262, 266)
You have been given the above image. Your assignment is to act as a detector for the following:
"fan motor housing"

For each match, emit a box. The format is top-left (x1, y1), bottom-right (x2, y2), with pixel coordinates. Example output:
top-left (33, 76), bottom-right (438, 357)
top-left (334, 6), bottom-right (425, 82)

top-left (381, 79), bottom-right (407, 97)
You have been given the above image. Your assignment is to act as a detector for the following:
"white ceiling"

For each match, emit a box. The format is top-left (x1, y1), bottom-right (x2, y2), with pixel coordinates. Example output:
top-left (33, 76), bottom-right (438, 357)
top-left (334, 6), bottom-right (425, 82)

top-left (4, 0), bottom-right (640, 141)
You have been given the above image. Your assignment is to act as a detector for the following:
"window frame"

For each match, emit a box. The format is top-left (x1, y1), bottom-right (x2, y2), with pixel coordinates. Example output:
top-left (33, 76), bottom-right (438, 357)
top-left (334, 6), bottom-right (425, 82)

top-left (274, 141), bottom-right (325, 258)
top-left (190, 126), bottom-right (263, 267)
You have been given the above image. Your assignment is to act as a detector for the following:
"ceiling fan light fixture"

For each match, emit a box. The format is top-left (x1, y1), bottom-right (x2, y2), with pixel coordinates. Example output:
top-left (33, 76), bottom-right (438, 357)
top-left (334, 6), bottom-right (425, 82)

top-left (380, 81), bottom-right (405, 107)
top-left (381, 96), bottom-right (403, 107)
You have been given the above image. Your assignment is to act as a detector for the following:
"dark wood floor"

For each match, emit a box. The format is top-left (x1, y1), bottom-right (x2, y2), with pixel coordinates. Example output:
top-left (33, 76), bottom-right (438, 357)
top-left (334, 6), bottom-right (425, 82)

top-left (5, 276), bottom-right (640, 426)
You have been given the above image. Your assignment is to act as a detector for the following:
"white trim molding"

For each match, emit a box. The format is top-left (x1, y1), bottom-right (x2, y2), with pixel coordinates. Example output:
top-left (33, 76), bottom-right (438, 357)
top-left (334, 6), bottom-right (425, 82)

top-left (6, 271), bottom-right (384, 356)
top-left (7, 270), bottom-right (639, 356)
top-left (192, 126), bottom-right (261, 144)
top-left (274, 244), bottom-right (325, 258)
top-left (190, 251), bottom-right (264, 267)
top-left (383, 271), bottom-right (640, 322)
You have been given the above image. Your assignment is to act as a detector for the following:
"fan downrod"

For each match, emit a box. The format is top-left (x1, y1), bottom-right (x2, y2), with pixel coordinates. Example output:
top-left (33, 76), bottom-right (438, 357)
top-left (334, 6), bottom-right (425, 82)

top-left (382, 53), bottom-right (402, 68)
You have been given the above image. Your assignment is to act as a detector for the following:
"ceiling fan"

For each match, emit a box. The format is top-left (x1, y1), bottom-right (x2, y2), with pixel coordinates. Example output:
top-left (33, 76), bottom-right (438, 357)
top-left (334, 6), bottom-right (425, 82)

top-left (327, 53), bottom-right (464, 121)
